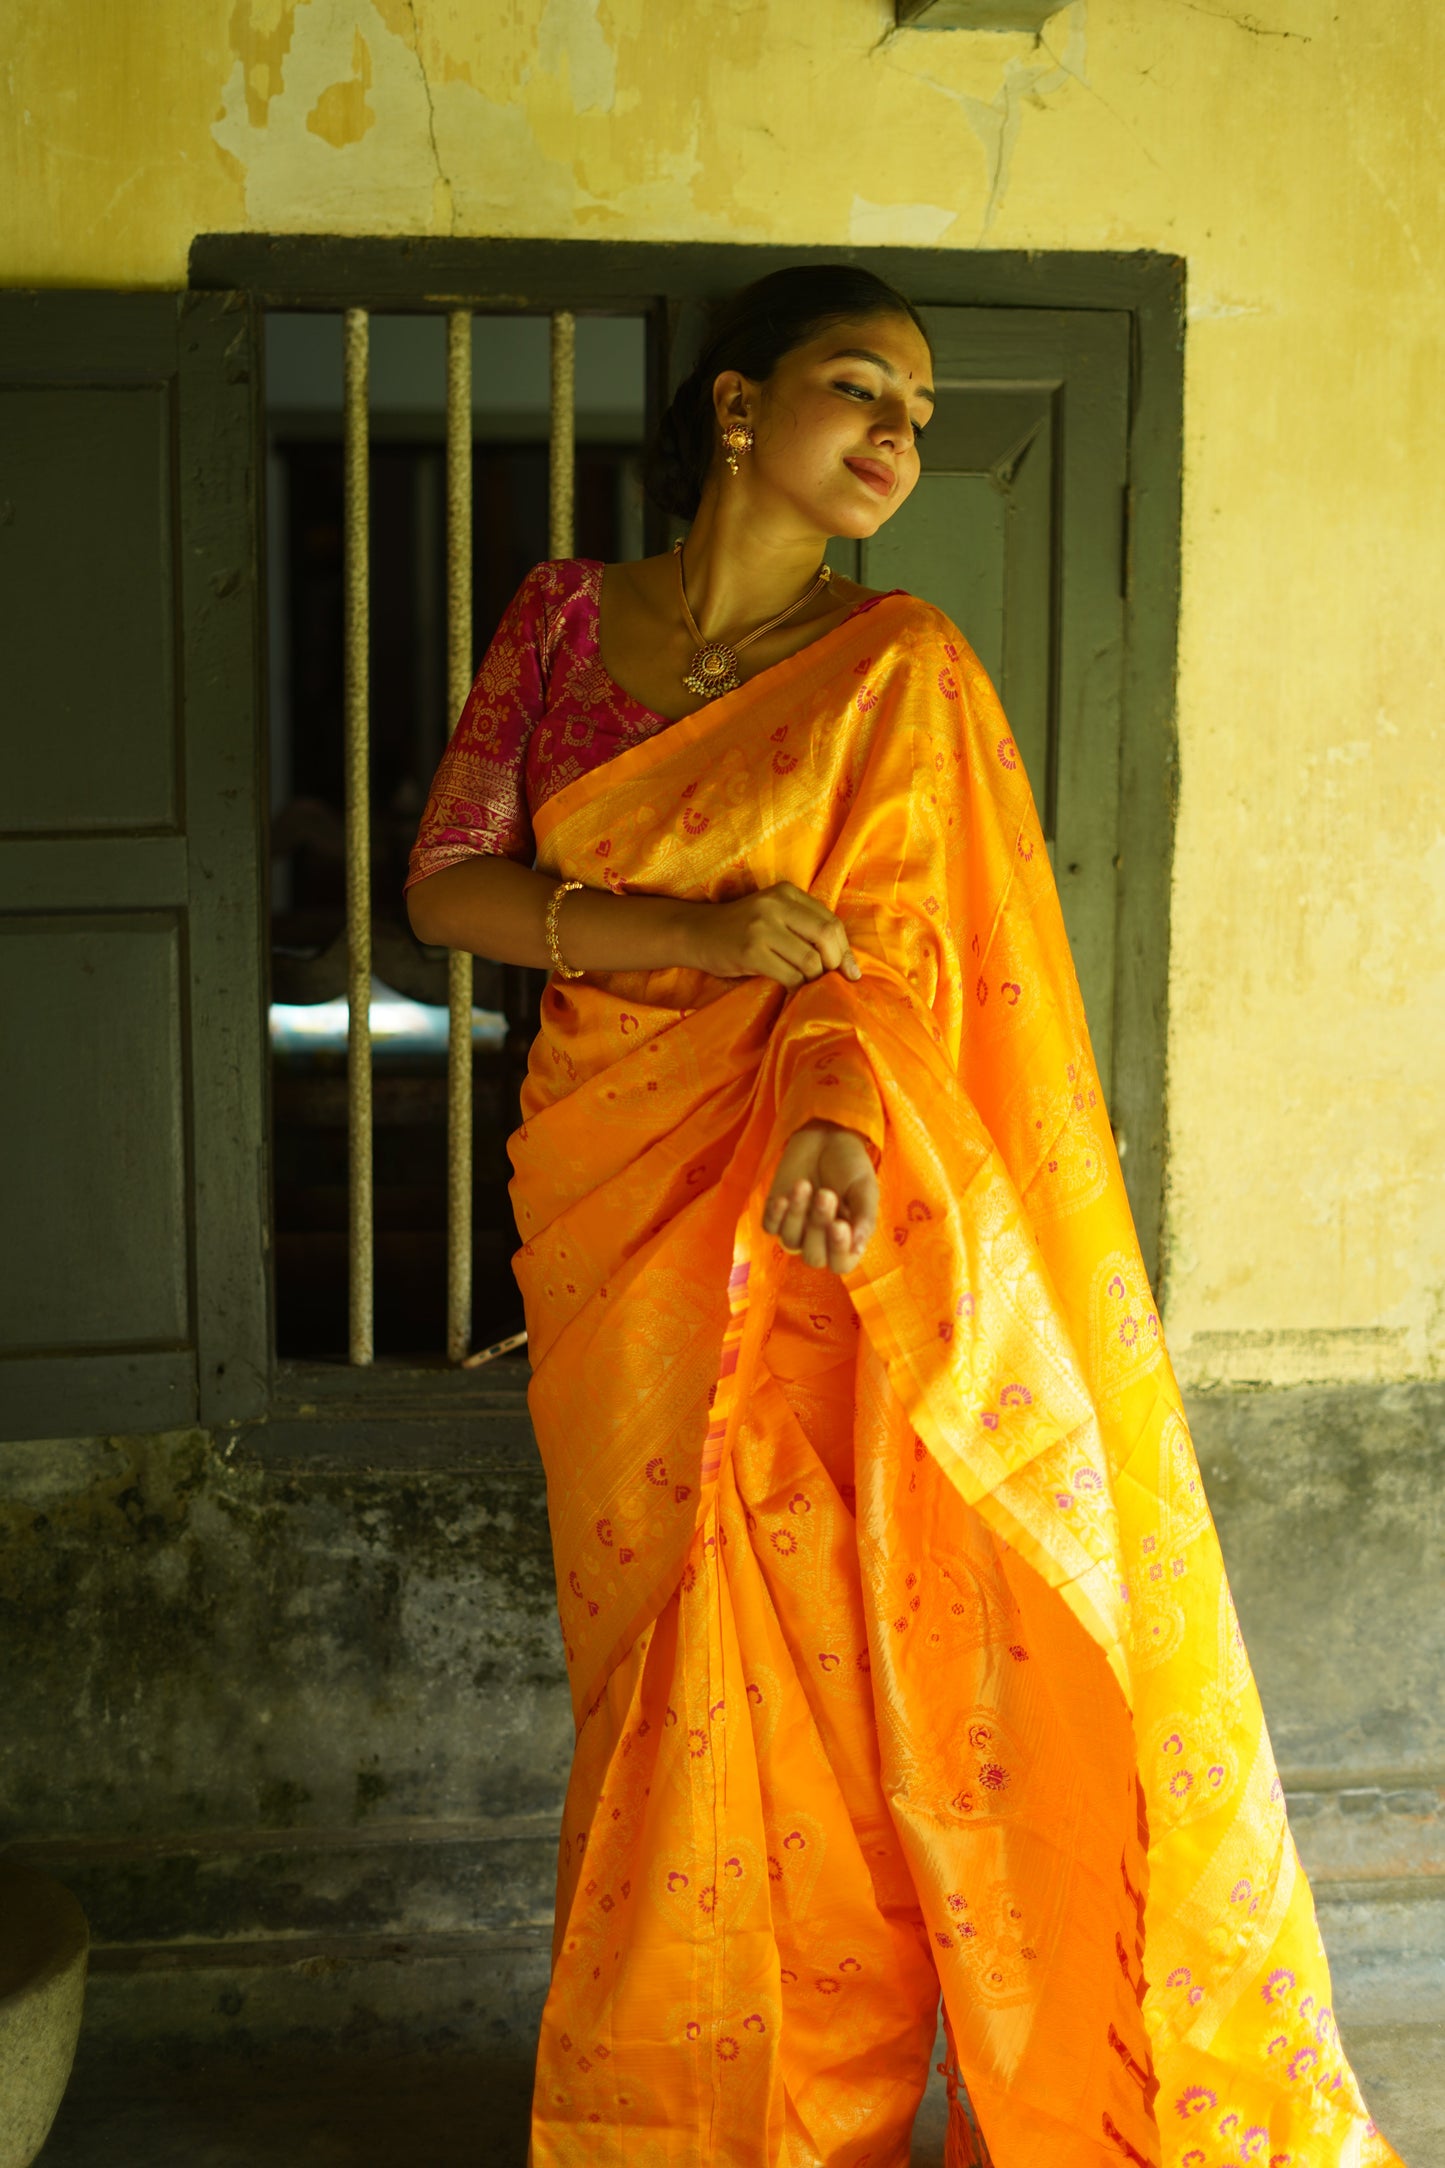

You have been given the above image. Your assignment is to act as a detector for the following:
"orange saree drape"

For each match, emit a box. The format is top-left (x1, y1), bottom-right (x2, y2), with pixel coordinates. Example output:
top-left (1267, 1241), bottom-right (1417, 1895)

top-left (508, 595), bottom-right (1405, 2168)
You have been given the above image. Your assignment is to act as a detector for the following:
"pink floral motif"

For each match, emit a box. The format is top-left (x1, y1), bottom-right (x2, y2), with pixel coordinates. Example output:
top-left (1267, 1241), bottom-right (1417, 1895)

top-left (744, 2012), bottom-right (766, 2032)
top-left (856, 685), bottom-right (878, 713)
top-left (771, 1529), bottom-right (798, 1557)
top-left (997, 737), bottom-right (1018, 768)
top-left (1000, 1383), bottom-right (1033, 1407)
top-left (816, 1976), bottom-right (840, 1994)
top-left (1262, 1967), bottom-right (1296, 2006)
top-left (645, 1456), bottom-right (668, 1486)
top-left (1175, 2086), bottom-right (1217, 2119)
top-left (938, 668), bottom-right (959, 699)
top-left (666, 1871), bottom-right (688, 1893)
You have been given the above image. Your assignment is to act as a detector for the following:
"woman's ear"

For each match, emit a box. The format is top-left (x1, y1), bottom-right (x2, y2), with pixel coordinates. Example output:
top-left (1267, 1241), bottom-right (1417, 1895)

top-left (712, 369), bottom-right (753, 430)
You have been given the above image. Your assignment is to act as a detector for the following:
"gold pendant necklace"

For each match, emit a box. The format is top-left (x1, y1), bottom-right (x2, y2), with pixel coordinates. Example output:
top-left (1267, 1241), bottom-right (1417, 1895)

top-left (673, 538), bottom-right (832, 700)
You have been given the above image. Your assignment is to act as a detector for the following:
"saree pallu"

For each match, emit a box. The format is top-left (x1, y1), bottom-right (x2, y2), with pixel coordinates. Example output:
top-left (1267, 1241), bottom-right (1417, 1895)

top-left (508, 596), bottom-right (1404, 2168)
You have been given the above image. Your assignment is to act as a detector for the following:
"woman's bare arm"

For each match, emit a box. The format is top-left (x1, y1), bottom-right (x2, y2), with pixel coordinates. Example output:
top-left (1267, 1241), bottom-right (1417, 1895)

top-left (406, 856), bottom-right (863, 986)
top-left (406, 854), bottom-right (703, 974)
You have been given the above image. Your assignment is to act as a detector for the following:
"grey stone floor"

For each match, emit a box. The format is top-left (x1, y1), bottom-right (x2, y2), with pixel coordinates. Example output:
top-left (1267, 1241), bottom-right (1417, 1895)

top-left (35, 2017), bottom-right (1440, 2166)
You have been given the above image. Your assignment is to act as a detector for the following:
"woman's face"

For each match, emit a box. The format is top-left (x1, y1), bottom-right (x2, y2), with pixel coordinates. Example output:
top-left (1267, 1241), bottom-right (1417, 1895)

top-left (715, 310), bottom-right (936, 541)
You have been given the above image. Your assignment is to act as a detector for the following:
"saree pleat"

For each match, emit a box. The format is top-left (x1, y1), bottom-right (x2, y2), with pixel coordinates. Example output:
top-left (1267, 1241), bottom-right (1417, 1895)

top-left (509, 598), bottom-right (1405, 2168)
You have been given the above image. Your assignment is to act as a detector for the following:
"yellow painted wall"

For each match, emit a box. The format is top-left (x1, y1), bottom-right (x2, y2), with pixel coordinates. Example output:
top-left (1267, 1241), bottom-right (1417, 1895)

top-left (4, 0), bottom-right (1442, 1388)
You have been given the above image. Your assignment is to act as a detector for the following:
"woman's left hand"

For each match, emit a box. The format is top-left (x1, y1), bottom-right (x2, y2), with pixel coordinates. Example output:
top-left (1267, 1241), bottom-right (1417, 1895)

top-left (762, 1120), bottom-right (878, 1274)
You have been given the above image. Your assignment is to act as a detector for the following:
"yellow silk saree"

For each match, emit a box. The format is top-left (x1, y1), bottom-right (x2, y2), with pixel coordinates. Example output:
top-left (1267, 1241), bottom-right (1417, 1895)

top-left (508, 593), bottom-right (1404, 2168)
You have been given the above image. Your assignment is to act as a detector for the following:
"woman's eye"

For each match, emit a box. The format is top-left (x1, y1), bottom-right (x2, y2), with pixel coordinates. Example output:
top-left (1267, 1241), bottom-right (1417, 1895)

top-left (834, 380), bottom-right (872, 401)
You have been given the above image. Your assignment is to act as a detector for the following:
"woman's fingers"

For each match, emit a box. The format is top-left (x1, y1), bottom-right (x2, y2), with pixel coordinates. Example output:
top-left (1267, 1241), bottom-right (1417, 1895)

top-left (771, 930), bottom-right (827, 981)
top-left (800, 1186), bottom-right (838, 1270)
top-left (771, 1176), bottom-right (814, 1250)
top-left (768, 891), bottom-right (858, 982)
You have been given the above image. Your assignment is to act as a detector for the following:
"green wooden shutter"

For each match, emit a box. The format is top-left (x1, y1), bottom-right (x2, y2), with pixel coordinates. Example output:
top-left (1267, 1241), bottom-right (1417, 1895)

top-left (0, 292), bottom-right (269, 1440)
top-left (826, 307), bottom-right (1131, 1110)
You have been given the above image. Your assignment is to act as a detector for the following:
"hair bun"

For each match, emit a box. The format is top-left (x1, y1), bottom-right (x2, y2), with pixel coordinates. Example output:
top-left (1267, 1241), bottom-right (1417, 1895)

top-left (642, 373), bottom-right (707, 522)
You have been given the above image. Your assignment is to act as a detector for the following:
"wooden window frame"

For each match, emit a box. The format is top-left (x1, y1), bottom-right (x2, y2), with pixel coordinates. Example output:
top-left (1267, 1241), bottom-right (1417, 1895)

top-left (190, 234), bottom-right (1183, 1430)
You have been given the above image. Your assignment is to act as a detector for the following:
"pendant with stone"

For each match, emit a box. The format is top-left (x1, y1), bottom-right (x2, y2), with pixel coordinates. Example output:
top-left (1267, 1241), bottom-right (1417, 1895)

top-left (683, 641), bottom-right (742, 699)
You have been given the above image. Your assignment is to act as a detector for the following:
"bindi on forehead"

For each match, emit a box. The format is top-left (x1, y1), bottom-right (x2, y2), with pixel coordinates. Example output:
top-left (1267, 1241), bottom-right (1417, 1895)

top-left (824, 345), bottom-right (936, 406)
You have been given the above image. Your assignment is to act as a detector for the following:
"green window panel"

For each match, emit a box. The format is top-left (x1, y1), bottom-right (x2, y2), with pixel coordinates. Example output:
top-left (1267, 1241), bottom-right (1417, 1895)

top-left (0, 294), bottom-right (269, 1440)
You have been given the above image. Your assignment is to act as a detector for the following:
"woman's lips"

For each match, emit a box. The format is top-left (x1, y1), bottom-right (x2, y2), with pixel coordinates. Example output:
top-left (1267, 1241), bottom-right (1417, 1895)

top-left (844, 458), bottom-right (895, 498)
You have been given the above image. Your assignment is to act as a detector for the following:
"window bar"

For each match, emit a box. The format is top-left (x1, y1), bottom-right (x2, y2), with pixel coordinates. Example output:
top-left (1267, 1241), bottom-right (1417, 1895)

top-left (550, 310), bottom-right (576, 559)
top-left (445, 310), bottom-right (474, 1364)
top-left (343, 305), bottom-right (373, 1366)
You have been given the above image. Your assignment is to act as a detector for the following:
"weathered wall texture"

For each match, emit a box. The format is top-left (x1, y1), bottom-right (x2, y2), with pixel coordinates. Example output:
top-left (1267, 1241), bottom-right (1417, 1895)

top-left (3, 1386), bottom-right (1441, 2139)
top-left (3, 0), bottom-right (1443, 1389)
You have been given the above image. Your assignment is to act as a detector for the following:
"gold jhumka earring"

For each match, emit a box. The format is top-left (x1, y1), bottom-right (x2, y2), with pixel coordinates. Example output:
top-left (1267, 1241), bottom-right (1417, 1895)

top-left (721, 421), bottom-right (754, 475)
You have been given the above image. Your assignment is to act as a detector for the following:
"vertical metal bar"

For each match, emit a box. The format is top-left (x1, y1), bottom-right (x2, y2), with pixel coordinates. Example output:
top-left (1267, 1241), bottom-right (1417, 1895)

top-left (445, 309), bottom-right (474, 1365)
top-left (549, 310), bottom-right (576, 560)
top-left (343, 306), bottom-right (373, 1366)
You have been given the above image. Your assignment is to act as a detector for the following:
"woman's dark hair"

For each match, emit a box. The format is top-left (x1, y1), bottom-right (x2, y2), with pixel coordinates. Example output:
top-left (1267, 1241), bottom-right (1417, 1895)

top-left (642, 265), bottom-right (931, 521)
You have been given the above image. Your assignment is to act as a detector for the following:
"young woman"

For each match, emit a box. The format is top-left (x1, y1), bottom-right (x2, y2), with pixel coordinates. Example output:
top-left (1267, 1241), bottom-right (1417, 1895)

top-left (407, 268), bottom-right (1403, 2168)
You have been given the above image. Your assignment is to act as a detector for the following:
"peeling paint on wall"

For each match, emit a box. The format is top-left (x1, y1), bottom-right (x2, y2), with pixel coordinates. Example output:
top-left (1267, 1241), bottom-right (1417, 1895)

top-left (532, 0), bottom-right (616, 116)
top-left (849, 195), bottom-right (957, 247)
top-left (307, 27), bottom-right (375, 146)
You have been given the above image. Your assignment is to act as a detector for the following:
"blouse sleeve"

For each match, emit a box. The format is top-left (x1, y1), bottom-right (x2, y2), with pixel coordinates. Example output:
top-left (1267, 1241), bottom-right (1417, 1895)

top-left (405, 565), bottom-right (550, 889)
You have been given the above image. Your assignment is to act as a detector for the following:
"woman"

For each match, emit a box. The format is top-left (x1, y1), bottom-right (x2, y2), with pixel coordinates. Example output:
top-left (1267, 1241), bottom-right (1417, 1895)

top-left (407, 268), bottom-right (1403, 2168)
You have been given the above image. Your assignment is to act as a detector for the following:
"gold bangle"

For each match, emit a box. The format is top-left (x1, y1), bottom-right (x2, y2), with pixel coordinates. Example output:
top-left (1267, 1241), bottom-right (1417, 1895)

top-left (545, 878), bottom-right (585, 979)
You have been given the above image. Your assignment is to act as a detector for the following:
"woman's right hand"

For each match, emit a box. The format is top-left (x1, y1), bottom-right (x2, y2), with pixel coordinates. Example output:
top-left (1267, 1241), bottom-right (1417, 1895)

top-left (683, 882), bottom-right (862, 990)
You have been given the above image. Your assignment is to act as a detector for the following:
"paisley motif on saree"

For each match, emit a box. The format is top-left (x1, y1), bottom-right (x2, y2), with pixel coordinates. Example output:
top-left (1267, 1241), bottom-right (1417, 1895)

top-left (507, 595), bottom-right (1405, 2168)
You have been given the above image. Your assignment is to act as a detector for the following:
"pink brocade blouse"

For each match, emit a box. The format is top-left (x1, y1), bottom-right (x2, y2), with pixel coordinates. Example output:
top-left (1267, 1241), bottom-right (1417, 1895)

top-left (405, 557), bottom-right (894, 887)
